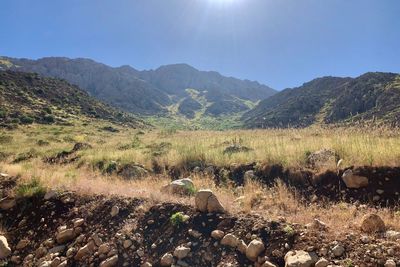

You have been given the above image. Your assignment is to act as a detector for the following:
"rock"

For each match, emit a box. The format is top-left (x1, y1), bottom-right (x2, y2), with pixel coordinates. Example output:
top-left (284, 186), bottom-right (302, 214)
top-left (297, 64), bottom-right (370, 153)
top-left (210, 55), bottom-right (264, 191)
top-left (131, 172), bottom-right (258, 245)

top-left (188, 229), bottom-right (201, 238)
top-left (74, 241), bottom-right (95, 260)
top-left (315, 258), bottom-right (329, 267)
top-left (195, 189), bottom-right (224, 213)
top-left (262, 262), bottom-right (277, 267)
top-left (237, 240), bottom-right (247, 254)
top-left (160, 253), bottom-right (174, 266)
top-left (384, 260), bottom-right (396, 267)
top-left (99, 255), bottom-right (118, 267)
top-left (123, 239), bottom-right (132, 248)
top-left (211, 230), bottom-right (225, 240)
top-left (48, 245), bottom-right (65, 254)
top-left (246, 239), bottom-right (265, 261)
top-left (73, 218), bottom-right (84, 228)
top-left (0, 197), bottom-right (16, 210)
top-left (161, 178), bottom-right (194, 195)
top-left (331, 244), bottom-right (344, 257)
top-left (173, 245), bottom-right (190, 259)
top-left (207, 194), bottom-right (224, 213)
top-left (44, 189), bottom-right (58, 200)
top-left (385, 230), bottom-right (400, 240)
top-left (244, 170), bottom-right (257, 182)
top-left (0, 236), bottom-right (11, 259)
top-left (38, 261), bottom-right (52, 267)
top-left (16, 239), bottom-right (30, 250)
top-left (110, 205), bottom-right (119, 217)
top-left (56, 228), bottom-right (75, 244)
top-left (98, 243), bottom-right (111, 254)
top-left (342, 169), bottom-right (369, 188)
top-left (117, 164), bottom-right (148, 180)
top-left (221, 233), bottom-right (239, 248)
top-left (307, 149), bottom-right (337, 169)
top-left (284, 250), bottom-right (318, 267)
top-left (361, 213), bottom-right (385, 233)
top-left (141, 262), bottom-right (152, 267)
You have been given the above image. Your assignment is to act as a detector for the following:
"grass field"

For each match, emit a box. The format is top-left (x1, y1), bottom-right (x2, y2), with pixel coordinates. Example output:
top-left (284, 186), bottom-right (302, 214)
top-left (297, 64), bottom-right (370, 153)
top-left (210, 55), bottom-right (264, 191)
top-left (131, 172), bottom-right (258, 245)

top-left (2, 122), bottom-right (400, 235)
top-left (1, 123), bottom-right (400, 172)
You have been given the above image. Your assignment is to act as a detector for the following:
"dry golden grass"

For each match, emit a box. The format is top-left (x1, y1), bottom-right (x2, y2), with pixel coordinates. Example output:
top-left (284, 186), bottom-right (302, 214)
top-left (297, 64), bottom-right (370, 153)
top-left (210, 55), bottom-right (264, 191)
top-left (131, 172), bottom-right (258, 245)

top-left (1, 124), bottom-right (400, 172)
top-left (2, 159), bottom-right (399, 237)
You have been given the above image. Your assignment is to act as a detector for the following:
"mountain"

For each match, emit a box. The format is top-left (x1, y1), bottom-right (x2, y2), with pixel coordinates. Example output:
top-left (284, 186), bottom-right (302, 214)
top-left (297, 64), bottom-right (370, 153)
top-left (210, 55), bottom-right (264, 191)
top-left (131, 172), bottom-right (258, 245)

top-left (0, 70), bottom-right (145, 127)
top-left (243, 72), bottom-right (400, 128)
top-left (0, 57), bottom-right (276, 119)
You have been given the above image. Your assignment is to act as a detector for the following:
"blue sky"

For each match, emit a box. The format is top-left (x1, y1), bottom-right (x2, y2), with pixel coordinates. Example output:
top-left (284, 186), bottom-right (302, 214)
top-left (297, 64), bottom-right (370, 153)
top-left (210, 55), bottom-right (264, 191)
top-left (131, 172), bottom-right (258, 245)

top-left (1, 0), bottom-right (399, 90)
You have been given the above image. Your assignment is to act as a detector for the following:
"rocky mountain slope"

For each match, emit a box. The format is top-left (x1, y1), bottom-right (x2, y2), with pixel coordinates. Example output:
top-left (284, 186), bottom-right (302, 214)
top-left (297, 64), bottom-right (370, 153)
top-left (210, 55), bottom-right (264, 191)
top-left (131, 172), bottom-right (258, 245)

top-left (243, 72), bottom-right (400, 128)
top-left (0, 70), bottom-right (144, 127)
top-left (0, 57), bottom-right (276, 118)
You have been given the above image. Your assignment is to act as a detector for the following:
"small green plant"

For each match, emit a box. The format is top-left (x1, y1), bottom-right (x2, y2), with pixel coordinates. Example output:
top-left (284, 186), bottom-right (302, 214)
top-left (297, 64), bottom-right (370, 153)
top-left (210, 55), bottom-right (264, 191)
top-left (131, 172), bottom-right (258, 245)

top-left (15, 178), bottom-right (46, 198)
top-left (19, 115), bottom-right (34, 124)
top-left (283, 225), bottom-right (295, 236)
top-left (185, 184), bottom-right (197, 196)
top-left (170, 212), bottom-right (188, 227)
top-left (344, 259), bottom-right (354, 267)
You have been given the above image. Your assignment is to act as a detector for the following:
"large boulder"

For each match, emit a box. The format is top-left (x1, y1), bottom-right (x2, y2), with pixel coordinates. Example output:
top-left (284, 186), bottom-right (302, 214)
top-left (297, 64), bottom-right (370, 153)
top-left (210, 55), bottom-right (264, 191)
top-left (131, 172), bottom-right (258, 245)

top-left (245, 239), bottom-right (265, 261)
top-left (117, 164), bottom-right (148, 180)
top-left (342, 169), bottom-right (369, 188)
top-left (161, 178), bottom-right (194, 195)
top-left (361, 213), bottom-right (385, 233)
top-left (284, 250), bottom-right (318, 267)
top-left (195, 189), bottom-right (224, 213)
top-left (306, 149), bottom-right (338, 170)
top-left (0, 236), bottom-right (11, 259)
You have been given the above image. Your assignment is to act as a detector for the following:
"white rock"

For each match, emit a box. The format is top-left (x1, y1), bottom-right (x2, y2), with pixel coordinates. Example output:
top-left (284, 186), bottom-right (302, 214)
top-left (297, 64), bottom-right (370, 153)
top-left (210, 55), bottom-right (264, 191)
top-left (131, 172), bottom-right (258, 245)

top-left (245, 239), bottom-right (265, 261)
top-left (0, 236), bottom-right (11, 259)
top-left (160, 253), bottom-right (174, 266)
top-left (315, 258), bottom-right (329, 267)
top-left (220, 233), bottom-right (239, 248)
top-left (173, 245), bottom-right (190, 259)
top-left (284, 250), bottom-right (318, 267)
top-left (342, 169), bottom-right (368, 188)
top-left (211, 230), bottom-right (225, 240)
top-left (99, 255), bottom-right (118, 267)
top-left (110, 206), bottom-right (119, 217)
top-left (384, 259), bottom-right (396, 267)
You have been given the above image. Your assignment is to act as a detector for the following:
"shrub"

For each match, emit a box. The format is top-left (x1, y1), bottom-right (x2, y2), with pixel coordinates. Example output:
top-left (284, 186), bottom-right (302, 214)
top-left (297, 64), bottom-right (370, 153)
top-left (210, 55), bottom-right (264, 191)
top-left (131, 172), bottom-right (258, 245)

top-left (0, 109), bottom-right (7, 118)
top-left (20, 115), bottom-right (34, 124)
top-left (15, 178), bottom-right (46, 198)
top-left (283, 225), bottom-right (295, 237)
top-left (170, 212), bottom-right (188, 227)
top-left (43, 114), bottom-right (55, 124)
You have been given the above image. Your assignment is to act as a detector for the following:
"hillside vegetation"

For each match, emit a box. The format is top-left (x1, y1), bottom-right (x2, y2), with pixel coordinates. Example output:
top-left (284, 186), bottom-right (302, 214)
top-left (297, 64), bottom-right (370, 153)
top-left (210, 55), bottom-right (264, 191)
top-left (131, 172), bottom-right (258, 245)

top-left (244, 72), bottom-right (400, 128)
top-left (0, 71), bottom-right (144, 128)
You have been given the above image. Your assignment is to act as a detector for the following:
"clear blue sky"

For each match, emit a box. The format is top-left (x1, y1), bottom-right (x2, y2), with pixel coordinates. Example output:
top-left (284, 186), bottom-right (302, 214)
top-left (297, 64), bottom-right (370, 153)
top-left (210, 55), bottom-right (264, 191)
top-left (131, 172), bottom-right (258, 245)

top-left (1, 0), bottom-right (399, 90)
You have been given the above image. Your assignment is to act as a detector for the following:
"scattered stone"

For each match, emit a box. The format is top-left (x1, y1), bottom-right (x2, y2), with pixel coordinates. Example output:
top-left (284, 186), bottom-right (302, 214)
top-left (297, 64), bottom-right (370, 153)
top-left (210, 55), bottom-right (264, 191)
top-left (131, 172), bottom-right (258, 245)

top-left (211, 230), bottom-right (225, 240)
top-left (331, 244), bottom-right (345, 257)
top-left (385, 230), bottom-right (400, 240)
top-left (384, 259), bottom-right (396, 267)
top-left (44, 189), bottom-right (58, 200)
top-left (56, 228), bottom-right (75, 244)
top-left (284, 250), bottom-right (318, 267)
top-left (195, 189), bottom-right (224, 213)
top-left (161, 178), bottom-right (194, 195)
top-left (342, 169), bottom-right (369, 188)
top-left (141, 262), bottom-right (152, 267)
top-left (98, 243), bottom-right (111, 254)
top-left (74, 241), bottom-right (95, 260)
top-left (73, 218), bottom-right (84, 228)
top-left (245, 239), bottom-right (265, 261)
top-left (173, 245), bottom-right (190, 259)
top-left (315, 258), bottom-right (329, 267)
top-left (0, 236), bottom-right (11, 259)
top-left (110, 205), bottom-right (120, 217)
top-left (99, 255), bottom-right (118, 267)
top-left (237, 239), bottom-right (247, 254)
top-left (361, 213), bottom-right (385, 233)
top-left (221, 233), bottom-right (239, 248)
top-left (0, 197), bottom-right (16, 210)
top-left (16, 239), bottom-right (30, 250)
top-left (123, 239), bottom-right (132, 249)
top-left (262, 261), bottom-right (277, 267)
top-left (160, 253), bottom-right (174, 266)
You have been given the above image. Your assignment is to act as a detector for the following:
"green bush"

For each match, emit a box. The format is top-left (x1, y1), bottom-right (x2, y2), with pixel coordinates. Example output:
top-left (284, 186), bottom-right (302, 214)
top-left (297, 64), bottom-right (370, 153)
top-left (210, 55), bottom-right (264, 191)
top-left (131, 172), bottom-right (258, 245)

top-left (43, 114), bottom-right (55, 124)
top-left (20, 115), bottom-right (34, 124)
top-left (170, 212), bottom-right (188, 227)
top-left (16, 178), bottom-right (46, 198)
